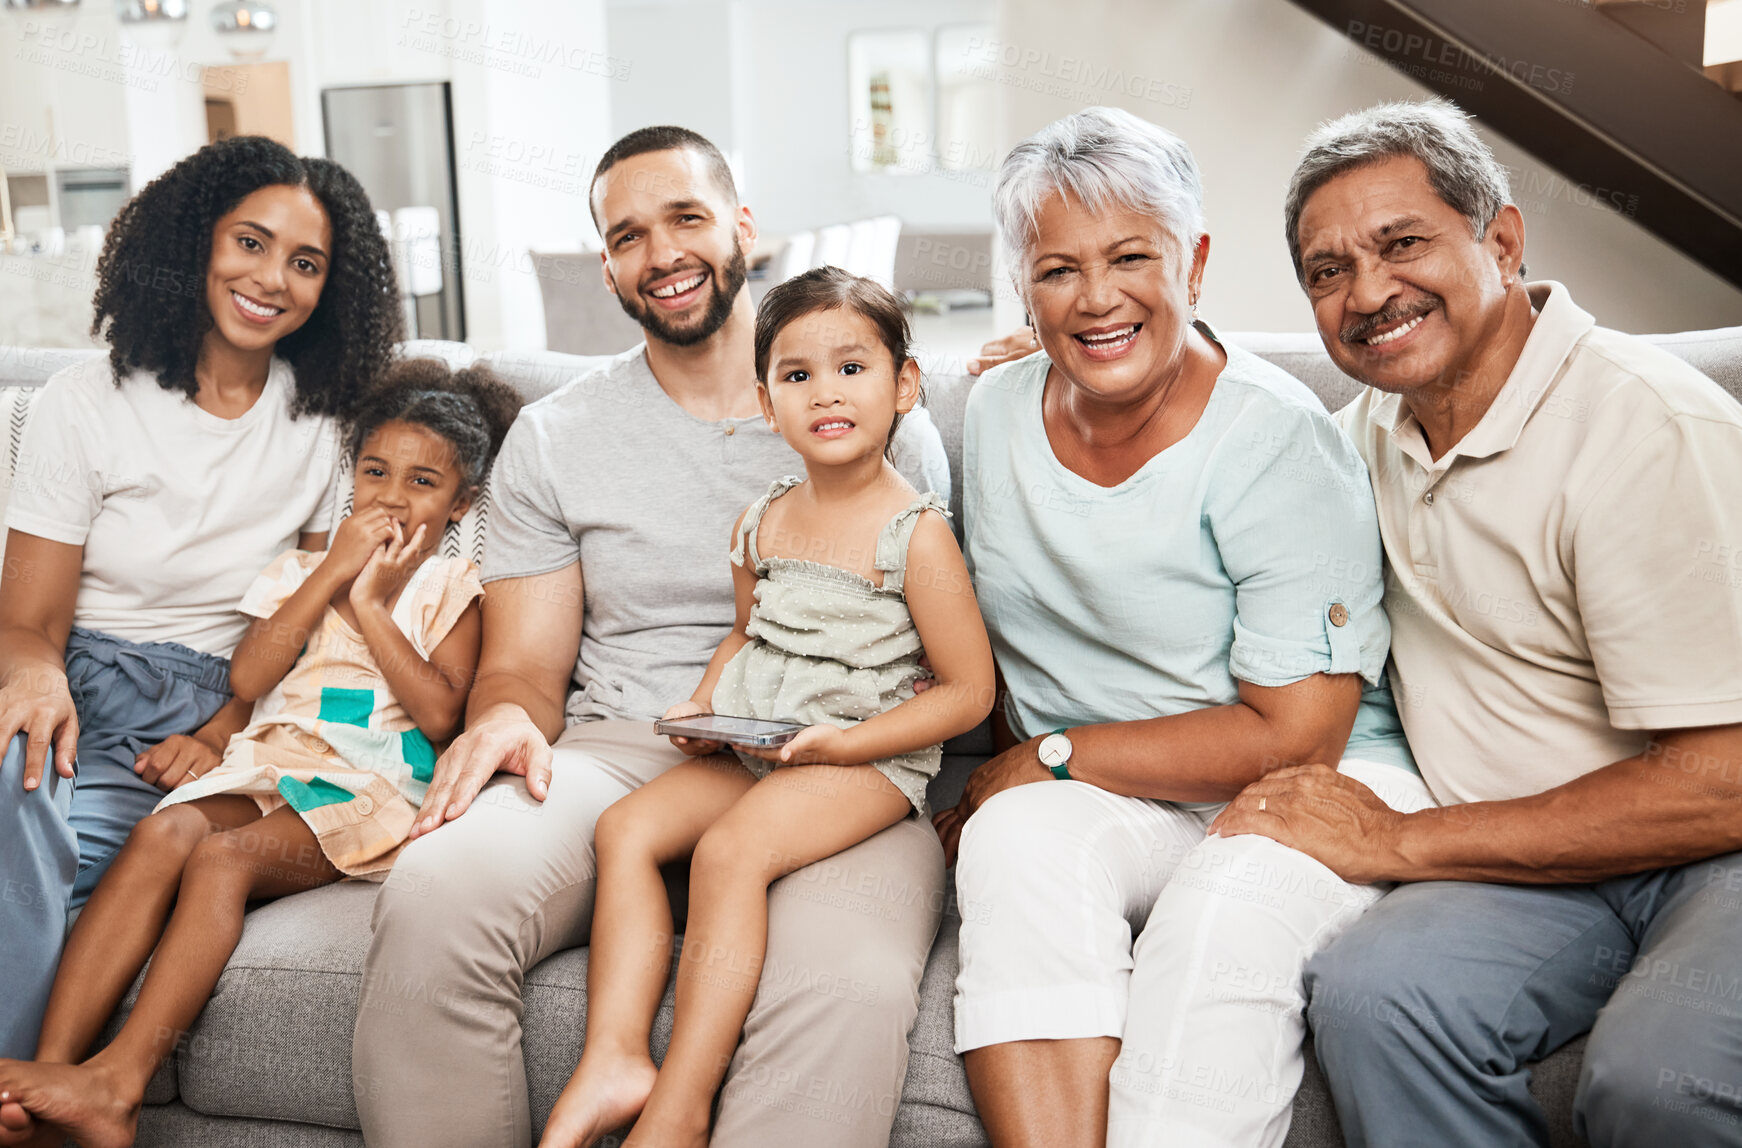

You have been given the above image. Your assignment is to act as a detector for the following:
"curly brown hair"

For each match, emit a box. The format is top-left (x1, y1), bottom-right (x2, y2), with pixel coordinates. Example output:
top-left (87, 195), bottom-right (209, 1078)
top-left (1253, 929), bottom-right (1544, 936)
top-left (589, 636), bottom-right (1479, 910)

top-left (348, 359), bottom-right (524, 491)
top-left (90, 135), bottom-right (402, 419)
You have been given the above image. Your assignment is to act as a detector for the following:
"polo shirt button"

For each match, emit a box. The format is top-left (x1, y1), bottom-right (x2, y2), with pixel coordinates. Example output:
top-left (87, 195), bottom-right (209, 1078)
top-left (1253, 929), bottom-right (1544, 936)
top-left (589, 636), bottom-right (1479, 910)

top-left (725, 425), bottom-right (736, 436)
top-left (1423, 491), bottom-right (1435, 505)
top-left (1328, 603), bottom-right (1349, 627)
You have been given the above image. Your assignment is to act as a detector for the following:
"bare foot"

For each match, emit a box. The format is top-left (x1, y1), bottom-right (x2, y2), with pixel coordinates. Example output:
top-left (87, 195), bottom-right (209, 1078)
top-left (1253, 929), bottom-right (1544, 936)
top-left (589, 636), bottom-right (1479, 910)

top-left (619, 1090), bottom-right (708, 1148)
top-left (537, 1052), bottom-right (658, 1148)
top-left (0, 1098), bottom-right (46, 1148)
top-left (619, 1109), bottom-right (708, 1148)
top-left (0, 1103), bottom-right (61, 1148)
top-left (0, 1060), bottom-right (142, 1148)
top-left (0, 1097), bottom-right (30, 1133)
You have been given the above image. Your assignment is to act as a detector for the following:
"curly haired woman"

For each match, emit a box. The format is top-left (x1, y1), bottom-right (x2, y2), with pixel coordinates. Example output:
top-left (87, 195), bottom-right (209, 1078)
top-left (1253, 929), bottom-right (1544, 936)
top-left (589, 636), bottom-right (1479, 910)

top-left (0, 135), bottom-right (402, 1078)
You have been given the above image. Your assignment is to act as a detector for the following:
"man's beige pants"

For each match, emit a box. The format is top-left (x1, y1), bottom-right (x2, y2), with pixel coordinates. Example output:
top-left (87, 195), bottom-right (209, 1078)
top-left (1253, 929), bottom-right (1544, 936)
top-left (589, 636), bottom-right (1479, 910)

top-left (351, 720), bottom-right (945, 1148)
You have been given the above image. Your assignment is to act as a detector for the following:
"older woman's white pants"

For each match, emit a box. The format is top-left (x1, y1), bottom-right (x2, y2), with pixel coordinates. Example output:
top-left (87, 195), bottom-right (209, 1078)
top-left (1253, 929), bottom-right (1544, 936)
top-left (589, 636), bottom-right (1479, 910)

top-left (952, 760), bottom-right (1435, 1148)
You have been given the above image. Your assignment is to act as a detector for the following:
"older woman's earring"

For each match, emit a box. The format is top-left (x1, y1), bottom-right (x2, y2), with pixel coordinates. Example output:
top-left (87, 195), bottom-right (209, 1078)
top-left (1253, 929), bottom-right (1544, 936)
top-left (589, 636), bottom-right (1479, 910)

top-left (1191, 297), bottom-right (1201, 322)
top-left (1025, 311), bottom-right (1038, 348)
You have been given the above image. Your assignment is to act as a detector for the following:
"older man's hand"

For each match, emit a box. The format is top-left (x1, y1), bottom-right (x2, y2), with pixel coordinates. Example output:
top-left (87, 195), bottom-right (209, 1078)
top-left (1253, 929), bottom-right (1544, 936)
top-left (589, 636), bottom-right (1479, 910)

top-left (967, 327), bottom-right (1039, 376)
top-left (932, 737), bottom-right (1052, 865)
top-left (1210, 763), bottom-right (1409, 886)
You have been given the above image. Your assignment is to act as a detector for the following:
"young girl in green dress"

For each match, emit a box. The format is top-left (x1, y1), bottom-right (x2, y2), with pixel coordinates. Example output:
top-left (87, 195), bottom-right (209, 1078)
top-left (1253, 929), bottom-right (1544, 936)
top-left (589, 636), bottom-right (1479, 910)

top-left (540, 268), bottom-right (995, 1148)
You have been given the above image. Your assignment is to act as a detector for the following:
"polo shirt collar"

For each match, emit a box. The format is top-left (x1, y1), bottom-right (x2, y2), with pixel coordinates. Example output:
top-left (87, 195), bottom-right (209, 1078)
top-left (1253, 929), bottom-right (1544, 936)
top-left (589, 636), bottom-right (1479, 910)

top-left (1372, 281), bottom-right (1594, 469)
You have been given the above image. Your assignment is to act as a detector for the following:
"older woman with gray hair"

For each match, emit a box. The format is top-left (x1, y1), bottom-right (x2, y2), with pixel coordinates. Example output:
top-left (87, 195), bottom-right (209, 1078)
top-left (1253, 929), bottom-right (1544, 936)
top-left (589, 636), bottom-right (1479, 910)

top-left (933, 106), bottom-right (1437, 1148)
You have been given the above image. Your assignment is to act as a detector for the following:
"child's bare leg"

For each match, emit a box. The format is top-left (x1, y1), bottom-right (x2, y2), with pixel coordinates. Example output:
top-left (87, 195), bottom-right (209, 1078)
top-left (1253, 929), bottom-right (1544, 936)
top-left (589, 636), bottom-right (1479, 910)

top-left (0, 806), bottom-right (336, 1148)
top-left (0, 797), bottom-right (260, 1148)
top-left (540, 756), bottom-right (755, 1148)
top-left (36, 798), bottom-right (262, 1064)
top-left (627, 765), bottom-right (911, 1148)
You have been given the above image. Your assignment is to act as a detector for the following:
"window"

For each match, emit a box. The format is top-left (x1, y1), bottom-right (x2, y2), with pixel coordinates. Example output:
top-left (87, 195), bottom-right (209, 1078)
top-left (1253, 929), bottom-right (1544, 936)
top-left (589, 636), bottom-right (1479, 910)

top-left (847, 24), bottom-right (995, 176)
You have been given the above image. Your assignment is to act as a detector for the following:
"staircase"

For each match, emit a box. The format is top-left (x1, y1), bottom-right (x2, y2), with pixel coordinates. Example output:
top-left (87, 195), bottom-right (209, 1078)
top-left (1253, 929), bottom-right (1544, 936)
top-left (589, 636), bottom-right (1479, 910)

top-left (1285, 0), bottom-right (1742, 290)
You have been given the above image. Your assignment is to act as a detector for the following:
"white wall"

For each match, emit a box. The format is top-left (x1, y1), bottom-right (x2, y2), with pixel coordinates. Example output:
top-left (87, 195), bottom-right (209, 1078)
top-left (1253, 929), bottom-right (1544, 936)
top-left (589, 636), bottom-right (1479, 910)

top-left (0, 0), bottom-right (617, 351)
top-left (991, 0), bottom-right (1742, 335)
top-left (607, 2), bottom-right (736, 163)
top-left (606, 0), bottom-right (997, 237)
top-left (7, 0), bottom-right (1739, 348)
top-left (0, 1), bottom-right (342, 182)
top-left (442, 0), bottom-right (616, 349)
top-left (0, 7), bottom-right (131, 176)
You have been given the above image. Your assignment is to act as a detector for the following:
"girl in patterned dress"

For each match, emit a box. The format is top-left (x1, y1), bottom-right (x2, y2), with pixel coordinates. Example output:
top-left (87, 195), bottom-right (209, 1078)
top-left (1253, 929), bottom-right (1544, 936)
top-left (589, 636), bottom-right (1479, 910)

top-left (540, 268), bottom-right (995, 1148)
top-left (0, 360), bottom-right (519, 1148)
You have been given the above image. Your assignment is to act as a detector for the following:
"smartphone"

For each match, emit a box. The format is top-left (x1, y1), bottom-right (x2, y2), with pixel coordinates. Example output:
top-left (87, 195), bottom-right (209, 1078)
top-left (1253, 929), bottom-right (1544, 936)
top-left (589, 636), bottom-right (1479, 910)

top-left (654, 714), bottom-right (807, 747)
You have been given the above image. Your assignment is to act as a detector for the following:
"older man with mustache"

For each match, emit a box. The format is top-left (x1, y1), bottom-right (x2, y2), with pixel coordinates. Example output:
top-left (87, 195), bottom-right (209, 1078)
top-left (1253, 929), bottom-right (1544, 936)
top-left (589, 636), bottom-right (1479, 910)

top-left (1215, 100), bottom-right (1742, 1147)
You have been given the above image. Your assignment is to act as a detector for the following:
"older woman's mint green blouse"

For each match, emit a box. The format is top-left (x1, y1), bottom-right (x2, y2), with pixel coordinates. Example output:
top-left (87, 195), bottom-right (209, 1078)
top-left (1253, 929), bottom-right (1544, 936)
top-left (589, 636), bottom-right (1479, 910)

top-left (962, 325), bottom-right (1417, 776)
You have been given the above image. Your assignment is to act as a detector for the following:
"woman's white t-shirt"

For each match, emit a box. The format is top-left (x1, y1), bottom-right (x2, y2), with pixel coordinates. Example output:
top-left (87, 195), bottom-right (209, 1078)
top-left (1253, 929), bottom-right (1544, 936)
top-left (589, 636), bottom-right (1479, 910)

top-left (5, 355), bottom-right (341, 657)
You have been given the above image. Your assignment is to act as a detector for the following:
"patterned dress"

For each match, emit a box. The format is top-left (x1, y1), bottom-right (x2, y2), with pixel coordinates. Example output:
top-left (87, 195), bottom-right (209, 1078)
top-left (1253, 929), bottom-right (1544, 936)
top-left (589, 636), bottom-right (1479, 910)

top-left (157, 550), bottom-right (483, 878)
top-left (711, 476), bottom-right (949, 817)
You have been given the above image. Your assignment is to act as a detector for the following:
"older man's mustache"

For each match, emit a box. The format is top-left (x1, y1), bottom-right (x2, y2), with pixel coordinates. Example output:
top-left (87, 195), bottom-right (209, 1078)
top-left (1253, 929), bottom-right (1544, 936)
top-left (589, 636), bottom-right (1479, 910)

top-left (1340, 295), bottom-right (1442, 345)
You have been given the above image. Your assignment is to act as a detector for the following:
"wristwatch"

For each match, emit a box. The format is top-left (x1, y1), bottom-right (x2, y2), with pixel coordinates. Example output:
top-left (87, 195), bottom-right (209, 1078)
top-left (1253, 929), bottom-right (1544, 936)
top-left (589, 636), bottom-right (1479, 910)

top-left (1037, 727), bottom-right (1074, 781)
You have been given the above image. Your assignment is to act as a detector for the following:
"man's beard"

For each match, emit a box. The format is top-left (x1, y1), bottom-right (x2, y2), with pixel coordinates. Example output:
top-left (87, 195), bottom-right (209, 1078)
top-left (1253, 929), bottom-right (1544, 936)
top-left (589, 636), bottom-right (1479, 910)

top-left (614, 244), bottom-right (750, 348)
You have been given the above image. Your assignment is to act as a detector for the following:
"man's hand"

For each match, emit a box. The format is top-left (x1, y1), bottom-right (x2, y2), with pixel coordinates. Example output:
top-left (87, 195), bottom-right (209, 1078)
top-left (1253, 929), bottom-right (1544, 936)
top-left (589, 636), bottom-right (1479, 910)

top-left (660, 699), bottom-right (723, 758)
top-left (134, 734), bottom-right (221, 790)
top-left (1210, 763), bottom-right (1408, 885)
top-left (411, 709), bottom-right (552, 838)
top-left (0, 669), bottom-right (78, 791)
top-left (967, 326), bottom-right (1039, 377)
top-left (932, 737), bottom-right (1052, 865)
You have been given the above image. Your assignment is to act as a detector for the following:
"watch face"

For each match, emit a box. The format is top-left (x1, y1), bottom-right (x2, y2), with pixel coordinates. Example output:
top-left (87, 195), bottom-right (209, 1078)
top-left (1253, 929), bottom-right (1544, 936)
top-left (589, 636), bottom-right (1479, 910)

top-left (1038, 733), bottom-right (1071, 767)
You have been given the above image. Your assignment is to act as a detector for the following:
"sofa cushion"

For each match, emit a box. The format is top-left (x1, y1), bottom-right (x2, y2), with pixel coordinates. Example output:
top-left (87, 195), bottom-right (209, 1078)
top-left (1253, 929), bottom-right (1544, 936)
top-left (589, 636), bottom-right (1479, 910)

top-left (0, 384), bottom-right (46, 563)
top-left (166, 882), bottom-right (377, 1127)
top-left (1223, 331), bottom-right (1368, 412)
top-left (127, 868), bottom-right (1596, 1147)
top-left (138, 1101), bottom-right (363, 1146)
top-left (478, 349), bottom-right (618, 407)
top-left (892, 916), bottom-right (988, 1148)
top-left (0, 346), bottom-right (104, 389)
top-left (131, 879), bottom-right (685, 1138)
top-left (1648, 326), bottom-right (1742, 398)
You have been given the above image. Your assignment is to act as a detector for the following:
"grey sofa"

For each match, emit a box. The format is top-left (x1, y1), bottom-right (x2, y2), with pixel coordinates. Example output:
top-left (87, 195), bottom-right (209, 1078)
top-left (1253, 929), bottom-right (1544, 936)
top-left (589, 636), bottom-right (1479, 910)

top-left (5, 321), bottom-right (1741, 1148)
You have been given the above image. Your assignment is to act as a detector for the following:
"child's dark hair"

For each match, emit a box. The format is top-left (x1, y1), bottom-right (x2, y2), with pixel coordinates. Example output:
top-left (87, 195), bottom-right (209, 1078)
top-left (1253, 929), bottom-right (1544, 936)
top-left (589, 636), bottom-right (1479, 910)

top-left (753, 266), bottom-right (922, 451)
top-left (348, 359), bottom-right (524, 492)
top-left (91, 135), bottom-right (401, 420)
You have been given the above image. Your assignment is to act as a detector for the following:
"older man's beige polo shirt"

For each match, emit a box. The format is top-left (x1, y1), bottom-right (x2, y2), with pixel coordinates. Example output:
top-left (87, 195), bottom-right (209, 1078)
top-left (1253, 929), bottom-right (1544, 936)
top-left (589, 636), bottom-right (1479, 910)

top-left (1337, 282), bottom-right (1742, 806)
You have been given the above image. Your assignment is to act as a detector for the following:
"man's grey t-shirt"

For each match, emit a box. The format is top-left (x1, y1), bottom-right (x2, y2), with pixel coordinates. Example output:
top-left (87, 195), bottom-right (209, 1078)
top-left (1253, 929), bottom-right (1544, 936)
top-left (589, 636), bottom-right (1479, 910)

top-left (483, 344), bottom-right (952, 725)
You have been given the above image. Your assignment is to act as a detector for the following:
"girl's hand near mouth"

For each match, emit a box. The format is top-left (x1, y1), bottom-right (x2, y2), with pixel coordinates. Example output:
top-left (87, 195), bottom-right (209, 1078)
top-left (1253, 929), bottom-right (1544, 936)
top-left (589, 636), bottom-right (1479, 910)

top-left (325, 506), bottom-right (400, 582)
top-left (351, 519), bottom-right (428, 611)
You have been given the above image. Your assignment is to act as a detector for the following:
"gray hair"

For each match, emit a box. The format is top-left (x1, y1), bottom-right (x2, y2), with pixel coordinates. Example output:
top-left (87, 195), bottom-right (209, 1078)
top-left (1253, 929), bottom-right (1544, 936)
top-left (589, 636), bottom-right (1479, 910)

top-left (1284, 99), bottom-right (1515, 282)
top-left (993, 106), bottom-right (1206, 280)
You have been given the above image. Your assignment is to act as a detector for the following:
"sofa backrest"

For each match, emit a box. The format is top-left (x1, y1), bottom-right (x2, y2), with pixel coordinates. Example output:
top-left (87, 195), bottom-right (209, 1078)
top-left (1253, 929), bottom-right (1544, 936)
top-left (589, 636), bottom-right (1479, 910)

top-left (5, 326), bottom-right (1742, 567)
